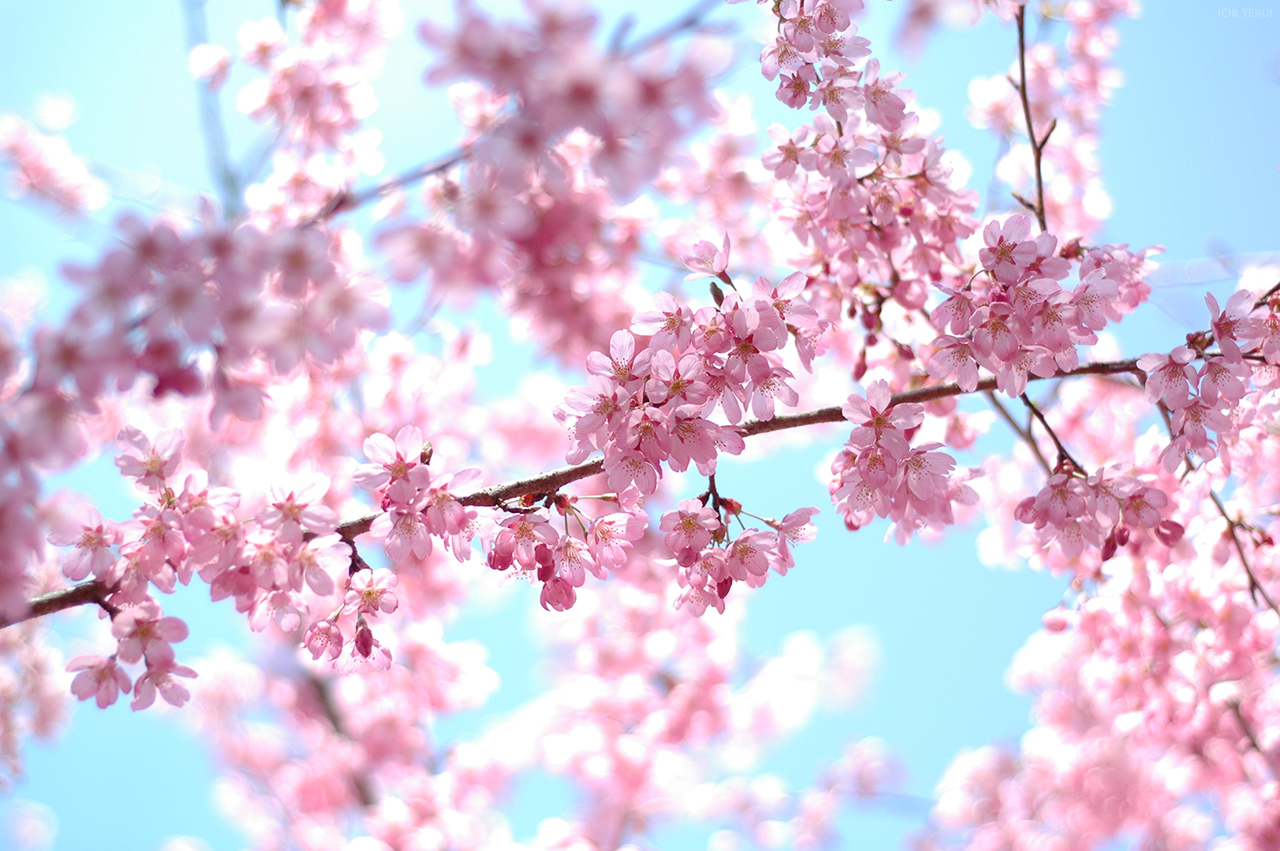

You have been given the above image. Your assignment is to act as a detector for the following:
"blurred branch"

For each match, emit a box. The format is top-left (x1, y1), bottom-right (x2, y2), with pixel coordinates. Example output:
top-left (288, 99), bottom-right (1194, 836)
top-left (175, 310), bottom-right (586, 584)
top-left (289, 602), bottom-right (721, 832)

top-left (181, 0), bottom-right (243, 217)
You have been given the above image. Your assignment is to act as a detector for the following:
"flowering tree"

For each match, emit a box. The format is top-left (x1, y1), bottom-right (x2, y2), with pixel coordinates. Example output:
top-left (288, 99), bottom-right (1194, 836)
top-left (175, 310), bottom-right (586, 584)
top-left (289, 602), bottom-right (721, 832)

top-left (2, 0), bottom-right (1279, 847)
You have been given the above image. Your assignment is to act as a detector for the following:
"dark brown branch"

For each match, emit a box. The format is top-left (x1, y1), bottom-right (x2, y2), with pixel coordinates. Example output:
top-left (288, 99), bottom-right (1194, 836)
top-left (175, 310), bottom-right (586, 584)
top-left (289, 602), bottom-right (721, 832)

top-left (1020, 393), bottom-right (1082, 471)
top-left (0, 579), bottom-right (116, 630)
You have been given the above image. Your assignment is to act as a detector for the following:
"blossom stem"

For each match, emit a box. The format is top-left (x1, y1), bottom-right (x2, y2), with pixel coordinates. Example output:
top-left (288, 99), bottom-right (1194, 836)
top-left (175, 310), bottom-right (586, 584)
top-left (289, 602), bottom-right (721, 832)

top-left (618, 0), bottom-right (723, 58)
top-left (304, 145), bottom-right (471, 226)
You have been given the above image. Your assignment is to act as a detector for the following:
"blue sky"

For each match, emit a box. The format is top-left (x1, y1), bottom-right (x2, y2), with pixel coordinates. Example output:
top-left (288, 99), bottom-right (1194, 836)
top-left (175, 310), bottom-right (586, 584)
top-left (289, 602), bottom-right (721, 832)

top-left (2, 1), bottom-right (1278, 849)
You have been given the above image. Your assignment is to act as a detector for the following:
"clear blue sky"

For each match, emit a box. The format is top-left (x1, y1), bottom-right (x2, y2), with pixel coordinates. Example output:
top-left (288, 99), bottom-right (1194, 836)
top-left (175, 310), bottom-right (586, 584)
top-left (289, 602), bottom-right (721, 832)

top-left (1, 1), bottom-right (1277, 849)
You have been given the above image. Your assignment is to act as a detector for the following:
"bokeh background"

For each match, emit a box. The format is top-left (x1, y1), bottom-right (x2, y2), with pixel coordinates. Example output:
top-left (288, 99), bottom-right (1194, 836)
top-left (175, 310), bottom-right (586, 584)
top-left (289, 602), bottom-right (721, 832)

top-left (1, 1), bottom-right (1278, 848)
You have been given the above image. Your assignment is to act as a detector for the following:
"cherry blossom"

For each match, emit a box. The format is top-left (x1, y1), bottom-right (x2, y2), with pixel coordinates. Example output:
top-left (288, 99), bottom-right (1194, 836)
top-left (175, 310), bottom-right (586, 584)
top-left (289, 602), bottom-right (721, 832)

top-left (4, 1), bottom-right (1280, 849)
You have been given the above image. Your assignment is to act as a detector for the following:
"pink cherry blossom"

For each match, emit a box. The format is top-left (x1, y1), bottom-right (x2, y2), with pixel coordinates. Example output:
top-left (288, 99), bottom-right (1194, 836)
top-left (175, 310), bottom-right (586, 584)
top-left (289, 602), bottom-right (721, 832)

top-left (114, 426), bottom-right (185, 491)
top-left (344, 568), bottom-right (399, 616)
top-left (130, 662), bottom-right (197, 711)
top-left (67, 655), bottom-right (132, 709)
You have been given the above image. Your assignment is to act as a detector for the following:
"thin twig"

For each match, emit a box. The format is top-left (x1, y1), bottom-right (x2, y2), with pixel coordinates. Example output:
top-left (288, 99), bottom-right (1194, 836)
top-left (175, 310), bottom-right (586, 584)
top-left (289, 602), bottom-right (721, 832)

top-left (1014, 7), bottom-right (1049, 233)
top-left (620, 0), bottom-right (724, 57)
top-left (1019, 393), bottom-right (1081, 471)
top-left (1228, 700), bottom-right (1275, 782)
top-left (301, 146), bottom-right (471, 227)
top-left (985, 390), bottom-right (1052, 476)
top-left (1208, 490), bottom-right (1280, 618)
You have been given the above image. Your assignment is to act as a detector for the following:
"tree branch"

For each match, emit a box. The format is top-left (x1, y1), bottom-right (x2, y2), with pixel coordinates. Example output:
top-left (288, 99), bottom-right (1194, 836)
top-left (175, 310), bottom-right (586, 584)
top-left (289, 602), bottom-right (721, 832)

top-left (9, 357), bottom-right (1147, 629)
top-left (181, 0), bottom-right (243, 217)
top-left (307, 674), bottom-right (377, 807)
top-left (0, 579), bottom-right (116, 630)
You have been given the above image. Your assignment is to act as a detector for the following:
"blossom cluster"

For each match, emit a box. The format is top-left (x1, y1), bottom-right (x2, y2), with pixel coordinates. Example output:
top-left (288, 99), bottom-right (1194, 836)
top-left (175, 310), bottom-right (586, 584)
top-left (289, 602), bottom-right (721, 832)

top-left (754, 0), bottom-right (981, 349)
top-left (12, 0), bottom-right (1280, 848)
top-left (557, 254), bottom-right (822, 500)
top-left (1139, 289), bottom-right (1277, 473)
top-left (53, 426), bottom-right (385, 707)
top-left (228, 1), bottom-right (397, 223)
top-left (830, 379), bottom-right (966, 539)
top-left (663, 499), bottom-right (819, 615)
top-left (374, 0), bottom-right (725, 367)
top-left (0, 208), bottom-right (387, 621)
top-left (1014, 470), bottom-right (1184, 563)
top-left (927, 213), bottom-right (1152, 397)
top-left (0, 115), bottom-right (106, 216)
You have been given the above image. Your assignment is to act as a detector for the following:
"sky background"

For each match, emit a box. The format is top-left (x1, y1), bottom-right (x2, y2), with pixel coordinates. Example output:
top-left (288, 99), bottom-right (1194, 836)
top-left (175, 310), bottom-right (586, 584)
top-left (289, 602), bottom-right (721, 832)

top-left (1, 0), bottom-right (1278, 849)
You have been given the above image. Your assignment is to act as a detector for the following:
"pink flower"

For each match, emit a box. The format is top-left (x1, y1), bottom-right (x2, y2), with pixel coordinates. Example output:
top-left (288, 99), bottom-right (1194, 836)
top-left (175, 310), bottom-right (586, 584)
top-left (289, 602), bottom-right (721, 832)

top-left (373, 504), bottom-right (432, 562)
top-left (725, 529), bottom-right (774, 581)
top-left (551, 537), bottom-right (596, 587)
top-left (288, 533), bottom-right (348, 596)
top-left (762, 124), bottom-right (814, 179)
top-left (842, 379), bottom-right (923, 460)
top-left (586, 330), bottom-right (651, 388)
top-left (604, 445), bottom-right (660, 496)
top-left (978, 215), bottom-right (1036, 285)
top-left (422, 467), bottom-right (481, 537)
top-left (335, 620), bottom-right (393, 673)
top-left (1206, 289), bottom-right (1260, 361)
top-left (256, 473), bottom-right (338, 544)
top-left (588, 512), bottom-right (647, 572)
top-left (770, 506), bottom-right (819, 570)
top-left (114, 426), bottom-right (185, 491)
top-left (48, 506), bottom-right (121, 581)
top-left (1137, 346), bottom-right (1198, 406)
top-left (67, 655), bottom-right (132, 709)
top-left (353, 425), bottom-right (433, 503)
top-left (344, 568), bottom-right (399, 616)
top-left (680, 233), bottom-right (730, 281)
top-left (861, 59), bottom-right (906, 130)
top-left (660, 498), bottom-right (721, 561)
top-left (539, 576), bottom-right (577, 612)
top-left (927, 336), bottom-right (982, 392)
top-left (632, 292), bottom-right (694, 352)
top-left (112, 604), bottom-right (189, 666)
top-left (131, 661), bottom-right (197, 711)
top-left (303, 620), bottom-right (344, 662)
top-left (248, 589), bottom-right (304, 633)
